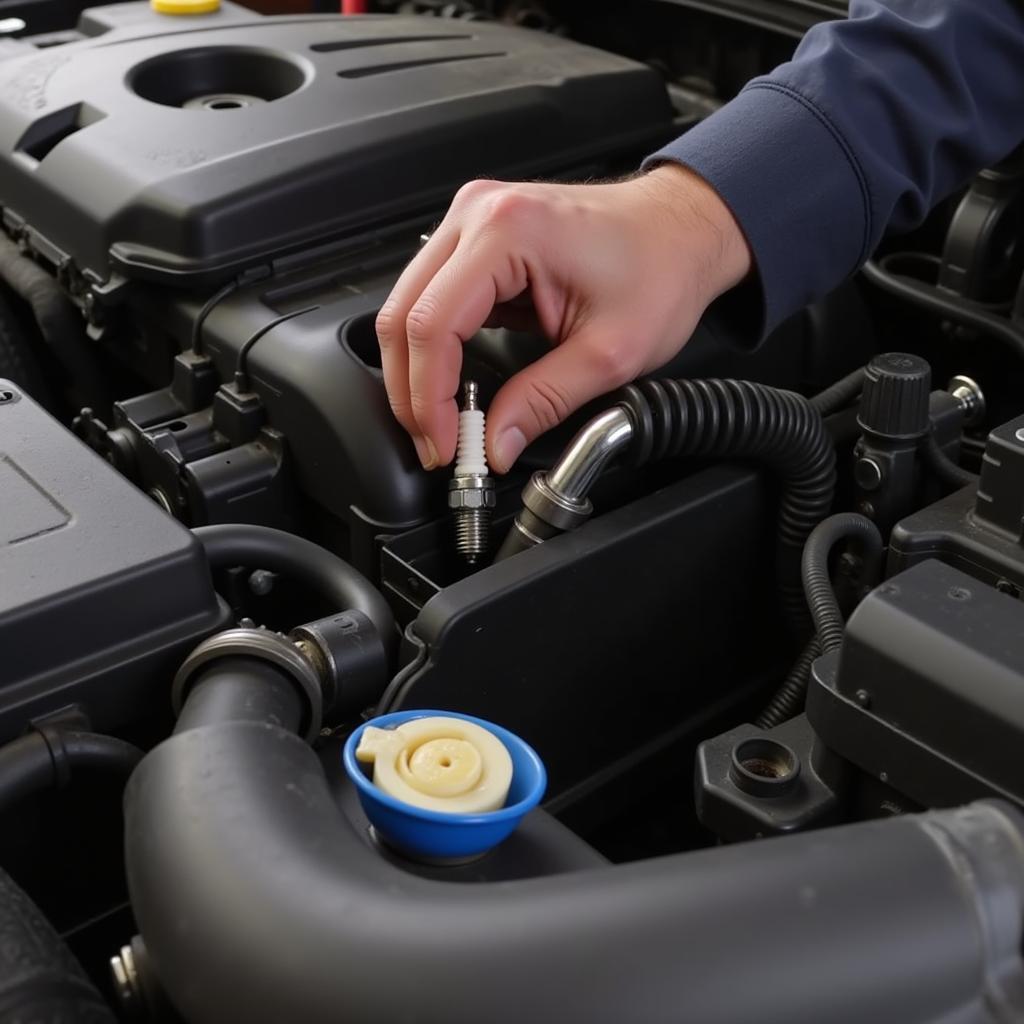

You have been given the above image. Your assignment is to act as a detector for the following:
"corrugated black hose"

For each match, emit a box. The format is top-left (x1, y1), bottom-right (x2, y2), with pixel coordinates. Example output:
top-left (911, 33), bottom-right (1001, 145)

top-left (755, 513), bottom-right (883, 727)
top-left (618, 378), bottom-right (837, 631)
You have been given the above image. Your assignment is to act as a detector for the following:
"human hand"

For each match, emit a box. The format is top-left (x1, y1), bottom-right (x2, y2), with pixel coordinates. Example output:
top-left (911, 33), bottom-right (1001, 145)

top-left (376, 163), bottom-right (751, 473)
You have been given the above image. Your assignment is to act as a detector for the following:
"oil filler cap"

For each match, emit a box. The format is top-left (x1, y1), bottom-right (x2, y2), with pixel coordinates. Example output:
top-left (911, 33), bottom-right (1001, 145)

top-left (150, 0), bottom-right (220, 15)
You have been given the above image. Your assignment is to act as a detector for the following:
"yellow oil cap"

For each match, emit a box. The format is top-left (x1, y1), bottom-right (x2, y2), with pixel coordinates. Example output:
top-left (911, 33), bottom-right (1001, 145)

top-left (151, 0), bottom-right (220, 15)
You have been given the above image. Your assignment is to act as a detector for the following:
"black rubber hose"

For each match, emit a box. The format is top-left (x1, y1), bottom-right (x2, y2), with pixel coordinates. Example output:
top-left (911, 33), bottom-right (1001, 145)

top-left (0, 729), bottom-right (142, 813)
top-left (193, 524), bottom-right (396, 663)
top-left (0, 234), bottom-right (107, 410)
top-left (862, 258), bottom-right (1024, 362)
top-left (619, 378), bottom-right (836, 629)
top-left (755, 636), bottom-right (821, 729)
top-left (802, 513), bottom-right (884, 655)
top-left (124, 661), bottom-right (1024, 1024)
top-left (0, 863), bottom-right (116, 1023)
top-left (924, 434), bottom-right (979, 490)
top-left (809, 366), bottom-right (865, 416)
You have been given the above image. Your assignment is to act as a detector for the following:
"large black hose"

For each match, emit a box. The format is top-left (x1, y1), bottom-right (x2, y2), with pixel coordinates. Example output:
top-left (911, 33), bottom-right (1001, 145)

top-left (124, 659), bottom-right (1024, 1024)
top-left (619, 378), bottom-right (836, 628)
top-left (193, 524), bottom-right (396, 662)
top-left (802, 513), bottom-right (884, 655)
top-left (0, 729), bottom-right (142, 814)
top-left (0, 234), bottom-right (106, 410)
top-left (0, 864), bottom-right (116, 1023)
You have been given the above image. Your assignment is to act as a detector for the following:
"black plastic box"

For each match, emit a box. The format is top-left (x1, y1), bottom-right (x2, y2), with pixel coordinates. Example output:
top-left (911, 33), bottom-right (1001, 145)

top-left (0, 381), bottom-right (229, 740)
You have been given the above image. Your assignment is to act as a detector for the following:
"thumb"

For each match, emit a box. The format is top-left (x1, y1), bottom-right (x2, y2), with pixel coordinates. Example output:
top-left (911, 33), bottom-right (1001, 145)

top-left (486, 331), bottom-right (635, 474)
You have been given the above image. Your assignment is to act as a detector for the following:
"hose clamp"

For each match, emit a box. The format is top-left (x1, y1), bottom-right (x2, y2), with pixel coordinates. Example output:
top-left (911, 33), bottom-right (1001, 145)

top-left (172, 627), bottom-right (323, 741)
top-left (522, 471), bottom-right (592, 532)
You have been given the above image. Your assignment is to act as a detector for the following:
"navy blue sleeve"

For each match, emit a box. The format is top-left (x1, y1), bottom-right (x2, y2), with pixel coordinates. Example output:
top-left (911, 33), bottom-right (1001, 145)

top-left (644, 0), bottom-right (1024, 342)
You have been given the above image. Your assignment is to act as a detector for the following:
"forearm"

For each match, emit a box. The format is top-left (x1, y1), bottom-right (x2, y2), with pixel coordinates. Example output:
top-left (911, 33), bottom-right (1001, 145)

top-left (646, 0), bottom-right (1024, 341)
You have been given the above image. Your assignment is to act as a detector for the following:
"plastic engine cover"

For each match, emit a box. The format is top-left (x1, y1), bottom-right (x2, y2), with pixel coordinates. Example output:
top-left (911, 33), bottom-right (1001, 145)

top-left (0, 5), bottom-right (672, 285)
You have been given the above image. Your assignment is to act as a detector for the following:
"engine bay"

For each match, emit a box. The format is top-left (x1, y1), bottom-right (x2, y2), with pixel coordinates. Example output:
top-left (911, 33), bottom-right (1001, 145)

top-left (1, 2), bottom-right (1024, 1021)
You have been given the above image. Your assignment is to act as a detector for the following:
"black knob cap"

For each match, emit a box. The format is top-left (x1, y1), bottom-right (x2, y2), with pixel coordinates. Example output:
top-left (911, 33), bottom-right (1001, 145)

top-left (857, 352), bottom-right (932, 439)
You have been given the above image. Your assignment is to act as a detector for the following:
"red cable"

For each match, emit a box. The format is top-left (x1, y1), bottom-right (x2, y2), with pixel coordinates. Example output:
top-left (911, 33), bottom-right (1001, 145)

top-left (342, 0), bottom-right (368, 12)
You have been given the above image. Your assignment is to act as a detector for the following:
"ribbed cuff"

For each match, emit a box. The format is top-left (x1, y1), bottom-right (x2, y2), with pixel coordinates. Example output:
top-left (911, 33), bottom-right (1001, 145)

top-left (643, 82), bottom-right (871, 346)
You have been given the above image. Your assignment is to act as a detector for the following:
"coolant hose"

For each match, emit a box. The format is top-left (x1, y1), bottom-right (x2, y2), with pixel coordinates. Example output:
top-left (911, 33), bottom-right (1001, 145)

top-left (802, 513), bottom-right (884, 655)
top-left (125, 659), bottom-right (1024, 1024)
top-left (0, 863), bottom-right (116, 1022)
top-left (619, 378), bottom-right (836, 628)
top-left (0, 728), bottom-right (142, 814)
top-left (194, 524), bottom-right (396, 662)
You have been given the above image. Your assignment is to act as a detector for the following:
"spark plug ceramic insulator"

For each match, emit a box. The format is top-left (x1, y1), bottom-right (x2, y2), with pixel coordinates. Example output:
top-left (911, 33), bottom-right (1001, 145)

top-left (356, 715), bottom-right (513, 814)
top-left (449, 381), bottom-right (496, 564)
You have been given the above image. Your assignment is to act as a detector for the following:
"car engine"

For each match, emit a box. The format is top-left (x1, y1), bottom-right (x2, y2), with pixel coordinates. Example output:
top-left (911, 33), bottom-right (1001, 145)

top-left (1, 1), bottom-right (1023, 1021)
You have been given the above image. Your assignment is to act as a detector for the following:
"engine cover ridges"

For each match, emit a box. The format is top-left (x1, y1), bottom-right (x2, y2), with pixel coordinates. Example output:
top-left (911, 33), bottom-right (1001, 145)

top-left (0, 4), bottom-right (671, 285)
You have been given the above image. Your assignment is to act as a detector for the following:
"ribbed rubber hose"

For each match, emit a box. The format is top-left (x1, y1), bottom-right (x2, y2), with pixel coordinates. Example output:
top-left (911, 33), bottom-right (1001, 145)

top-left (755, 636), bottom-right (821, 729)
top-left (619, 378), bottom-right (836, 629)
top-left (194, 524), bottom-right (396, 663)
top-left (802, 513), bottom-right (884, 655)
top-left (0, 729), bottom-right (143, 814)
top-left (0, 864), bottom-right (115, 1023)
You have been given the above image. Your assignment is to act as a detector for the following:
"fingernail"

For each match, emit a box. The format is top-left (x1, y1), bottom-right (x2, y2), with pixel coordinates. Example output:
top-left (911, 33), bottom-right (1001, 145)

top-left (413, 435), bottom-right (438, 470)
top-left (493, 427), bottom-right (526, 473)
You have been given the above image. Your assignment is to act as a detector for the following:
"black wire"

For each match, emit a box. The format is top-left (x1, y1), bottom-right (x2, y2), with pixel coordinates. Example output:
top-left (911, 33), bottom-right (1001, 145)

top-left (862, 258), bottom-right (1024, 361)
top-left (233, 305), bottom-right (320, 390)
top-left (191, 278), bottom-right (240, 356)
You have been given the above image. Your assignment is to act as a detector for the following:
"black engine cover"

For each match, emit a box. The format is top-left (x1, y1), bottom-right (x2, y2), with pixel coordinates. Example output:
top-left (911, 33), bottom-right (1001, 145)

top-left (0, 4), bottom-right (672, 286)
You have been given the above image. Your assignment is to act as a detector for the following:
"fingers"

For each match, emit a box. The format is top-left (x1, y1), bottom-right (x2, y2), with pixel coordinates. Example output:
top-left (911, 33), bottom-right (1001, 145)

top-left (376, 228), bottom-right (459, 467)
top-left (401, 234), bottom-right (531, 466)
top-left (486, 327), bottom-right (638, 473)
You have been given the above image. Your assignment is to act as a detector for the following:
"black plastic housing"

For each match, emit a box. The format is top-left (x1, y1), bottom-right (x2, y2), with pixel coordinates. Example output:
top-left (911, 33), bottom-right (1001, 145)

top-left (0, 5), bottom-right (673, 286)
top-left (889, 414), bottom-right (1024, 595)
top-left (808, 559), bottom-right (1024, 807)
top-left (383, 465), bottom-right (787, 799)
top-left (0, 381), bottom-right (229, 740)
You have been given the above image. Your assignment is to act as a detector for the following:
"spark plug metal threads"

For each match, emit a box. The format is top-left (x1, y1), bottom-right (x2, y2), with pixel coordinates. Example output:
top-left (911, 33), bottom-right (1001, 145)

top-left (449, 381), bottom-right (496, 565)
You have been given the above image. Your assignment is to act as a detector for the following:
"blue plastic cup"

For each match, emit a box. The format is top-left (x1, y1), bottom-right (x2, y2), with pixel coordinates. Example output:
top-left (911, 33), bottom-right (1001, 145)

top-left (343, 709), bottom-right (547, 860)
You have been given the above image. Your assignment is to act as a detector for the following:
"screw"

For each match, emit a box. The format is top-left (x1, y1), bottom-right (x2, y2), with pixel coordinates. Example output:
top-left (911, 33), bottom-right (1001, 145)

top-left (854, 688), bottom-right (872, 709)
top-left (449, 381), bottom-right (496, 565)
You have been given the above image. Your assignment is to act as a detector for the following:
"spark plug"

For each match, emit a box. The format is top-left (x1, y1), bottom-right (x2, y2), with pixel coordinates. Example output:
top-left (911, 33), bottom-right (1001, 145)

top-left (449, 381), bottom-right (496, 565)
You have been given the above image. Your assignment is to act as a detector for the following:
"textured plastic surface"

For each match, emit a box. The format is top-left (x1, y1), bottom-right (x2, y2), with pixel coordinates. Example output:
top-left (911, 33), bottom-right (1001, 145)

top-left (0, 7), bottom-right (672, 284)
top-left (344, 710), bottom-right (545, 859)
top-left (808, 559), bottom-right (1024, 806)
top-left (0, 380), bottom-right (229, 740)
top-left (857, 351), bottom-right (932, 439)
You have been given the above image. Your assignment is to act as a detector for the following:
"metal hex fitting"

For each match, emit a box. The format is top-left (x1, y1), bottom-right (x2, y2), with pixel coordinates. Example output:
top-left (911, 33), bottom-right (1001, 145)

top-left (448, 475), bottom-right (497, 510)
